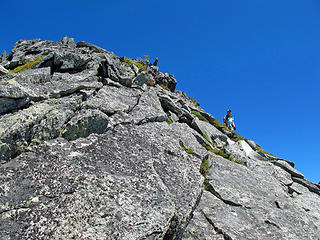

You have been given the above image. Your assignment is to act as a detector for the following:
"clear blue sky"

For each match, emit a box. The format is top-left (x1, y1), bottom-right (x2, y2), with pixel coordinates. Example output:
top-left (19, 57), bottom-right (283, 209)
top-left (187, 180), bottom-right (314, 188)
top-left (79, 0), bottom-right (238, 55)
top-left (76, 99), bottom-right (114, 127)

top-left (1, 0), bottom-right (319, 183)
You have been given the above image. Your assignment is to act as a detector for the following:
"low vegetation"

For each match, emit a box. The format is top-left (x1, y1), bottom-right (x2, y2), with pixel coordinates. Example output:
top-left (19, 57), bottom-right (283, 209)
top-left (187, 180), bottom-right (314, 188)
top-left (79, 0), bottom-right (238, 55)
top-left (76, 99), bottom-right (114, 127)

top-left (214, 149), bottom-right (234, 161)
top-left (191, 110), bottom-right (209, 122)
top-left (123, 56), bottom-right (148, 72)
top-left (214, 149), bottom-right (246, 166)
top-left (10, 56), bottom-right (45, 73)
top-left (179, 140), bottom-right (195, 154)
top-left (203, 134), bottom-right (213, 146)
top-left (200, 157), bottom-right (210, 176)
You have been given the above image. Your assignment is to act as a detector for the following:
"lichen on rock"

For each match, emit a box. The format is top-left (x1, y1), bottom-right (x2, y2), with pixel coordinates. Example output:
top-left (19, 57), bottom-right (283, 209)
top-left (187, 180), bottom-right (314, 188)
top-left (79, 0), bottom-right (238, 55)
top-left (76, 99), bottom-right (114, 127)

top-left (0, 37), bottom-right (319, 239)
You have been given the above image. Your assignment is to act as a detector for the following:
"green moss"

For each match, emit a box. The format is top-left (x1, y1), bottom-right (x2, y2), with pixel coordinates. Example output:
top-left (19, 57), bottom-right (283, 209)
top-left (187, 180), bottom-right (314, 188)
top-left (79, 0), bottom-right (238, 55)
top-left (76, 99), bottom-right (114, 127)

top-left (214, 149), bottom-right (234, 161)
top-left (26, 200), bottom-right (32, 205)
top-left (200, 158), bottom-right (210, 176)
top-left (179, 140), bottom-right (195, 154)
top-left (202, 142), bottom-right (213, 152)
top-left (203, 134), bottom-right (213, 145)
top-left (203, 179), bottom-right (211, 191)
top-left (214, 149), bottom-right (246, 165)
top-left (191, 110), bottom-right (209, 122)
top-left (186, 148), bottom-right (194, 154)
top-left (214, 149), bottom-right (230, 159)
top-left (123, 57), bottom-right (134, 65)
top-left (10, 56), bottom-right (45, 73)
top-left (167, 118), bottom-right (173, 124)
top-left (2, 214), bottom-right (7, 219)
top-left (232, 159), bottom-right (246, 166)
top-left (134, 62), bottom-right (147, 72)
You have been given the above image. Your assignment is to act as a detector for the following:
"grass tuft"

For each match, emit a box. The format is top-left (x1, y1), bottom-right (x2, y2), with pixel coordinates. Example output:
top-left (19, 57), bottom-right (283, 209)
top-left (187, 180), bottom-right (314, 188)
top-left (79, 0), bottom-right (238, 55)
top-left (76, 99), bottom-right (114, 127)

top-left (179, 140), bottom-right (195, 154)
top-left (200, 158), bottom-right (210, 176)
top-left (123, 56), bottom-right (148, 72)
top-left (191, 110), bottom-right (209, 122)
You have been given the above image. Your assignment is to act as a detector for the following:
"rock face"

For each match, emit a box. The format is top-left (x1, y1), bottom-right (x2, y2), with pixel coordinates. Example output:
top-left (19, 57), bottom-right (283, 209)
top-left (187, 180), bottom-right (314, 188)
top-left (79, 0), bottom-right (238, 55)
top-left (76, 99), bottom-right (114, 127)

top-left (0, 38), bottom-right (319, 240)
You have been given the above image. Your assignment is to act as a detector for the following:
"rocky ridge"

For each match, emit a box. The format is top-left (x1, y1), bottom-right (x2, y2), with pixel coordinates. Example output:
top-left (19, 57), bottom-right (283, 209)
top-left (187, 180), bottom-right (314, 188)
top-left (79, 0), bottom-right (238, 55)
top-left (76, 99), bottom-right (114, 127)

top-left (0, 37), bottom-right (319, 240)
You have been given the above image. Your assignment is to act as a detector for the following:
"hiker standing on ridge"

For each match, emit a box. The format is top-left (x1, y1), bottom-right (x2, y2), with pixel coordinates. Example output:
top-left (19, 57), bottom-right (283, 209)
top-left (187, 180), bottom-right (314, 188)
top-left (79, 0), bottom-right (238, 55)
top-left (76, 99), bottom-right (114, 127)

top-left (224, 109), bottom-right (236, 131)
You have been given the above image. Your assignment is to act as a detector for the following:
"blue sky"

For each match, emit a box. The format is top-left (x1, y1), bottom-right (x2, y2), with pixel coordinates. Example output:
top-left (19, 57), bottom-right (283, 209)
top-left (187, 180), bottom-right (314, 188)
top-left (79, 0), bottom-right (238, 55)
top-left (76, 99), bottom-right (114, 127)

top-left (1, 0), bottom-right (319, 183)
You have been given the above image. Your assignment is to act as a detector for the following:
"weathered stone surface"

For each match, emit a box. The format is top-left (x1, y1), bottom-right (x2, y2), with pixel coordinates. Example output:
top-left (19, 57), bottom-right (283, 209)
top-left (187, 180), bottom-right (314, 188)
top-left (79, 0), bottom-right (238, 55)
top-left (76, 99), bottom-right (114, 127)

top-left (292, 177), bottom-right (320, 196)
top-left (272, 160), bottom-right (304, 179)
top-left (154, 72), bottom-right (177, 92)
top-left (0, 50), bottom-right (7, 63)
top-left (0, 96), bottom-right (81, 163)
top-left (194, 154), bottom-right (320, 240)
top-left (61, 109), bottom-right (109, 141)
top-left (127, 90), bottom-right (168, 125)
top-left (53, 51), bottom-right (91, 71)
top-left (0, 65), bottom-right (8, 75)
top-left (0, 97), bottom-right (30, 114)
top-left (83, 85), bottom-right (141, 115)
top-left (76, 41), bottom-right (107, 53)
top-left (245, 139), bottom-right (257, 150)
top-left (191, 117), bottom-right (228, 144)
top-left (0, 122), bottom-right (204, 239)
top-left (133, 71), bottom-right (148, 86)
top-left (0, 37), bottom-right (319, 239)
top-left (60, 36), bottom-right (76, 49)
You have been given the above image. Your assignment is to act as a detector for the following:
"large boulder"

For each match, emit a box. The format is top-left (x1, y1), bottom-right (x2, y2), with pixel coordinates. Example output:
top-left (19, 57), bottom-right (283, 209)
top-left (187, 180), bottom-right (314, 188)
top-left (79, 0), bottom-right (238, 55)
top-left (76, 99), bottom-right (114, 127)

top-left (186, 154), bottom-right (320, 240)
top-left (0, 122), bottom-right (205, 239)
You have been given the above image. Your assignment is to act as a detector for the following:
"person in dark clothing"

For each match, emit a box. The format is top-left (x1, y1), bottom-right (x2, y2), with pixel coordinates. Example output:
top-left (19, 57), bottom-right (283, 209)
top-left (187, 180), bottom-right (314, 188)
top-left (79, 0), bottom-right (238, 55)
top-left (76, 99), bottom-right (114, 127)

top-left (224, 109), bottom-right (236, 131)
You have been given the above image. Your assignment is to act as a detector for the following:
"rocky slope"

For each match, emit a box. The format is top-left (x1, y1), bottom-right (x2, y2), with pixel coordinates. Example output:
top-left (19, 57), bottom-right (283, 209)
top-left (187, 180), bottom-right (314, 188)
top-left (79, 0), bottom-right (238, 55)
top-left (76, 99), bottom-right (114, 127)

top-left (0, 37), bottom-right (319, 240)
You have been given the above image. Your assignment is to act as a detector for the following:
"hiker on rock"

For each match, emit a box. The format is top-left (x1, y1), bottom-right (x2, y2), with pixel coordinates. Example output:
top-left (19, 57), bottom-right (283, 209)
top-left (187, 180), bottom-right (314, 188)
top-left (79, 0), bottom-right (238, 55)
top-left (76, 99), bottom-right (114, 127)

top-left (224, 109), bottom-right (236, 131)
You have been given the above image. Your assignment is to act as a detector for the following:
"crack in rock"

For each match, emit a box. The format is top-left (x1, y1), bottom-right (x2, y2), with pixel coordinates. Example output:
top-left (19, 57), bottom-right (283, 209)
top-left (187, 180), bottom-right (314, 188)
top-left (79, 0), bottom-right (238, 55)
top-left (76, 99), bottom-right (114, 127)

top-left (264, 220), bottom-right (281, 229)
top-left (204, 180), bottom-right (249, 209)
top-left (201, 210), bottom-right (233, 240)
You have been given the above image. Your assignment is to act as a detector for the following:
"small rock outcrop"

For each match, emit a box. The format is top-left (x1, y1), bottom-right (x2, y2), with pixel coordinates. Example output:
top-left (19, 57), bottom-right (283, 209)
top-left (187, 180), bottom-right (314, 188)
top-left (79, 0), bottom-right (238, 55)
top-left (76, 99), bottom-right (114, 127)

top-left (0, 37), bottom-right (319, 240)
